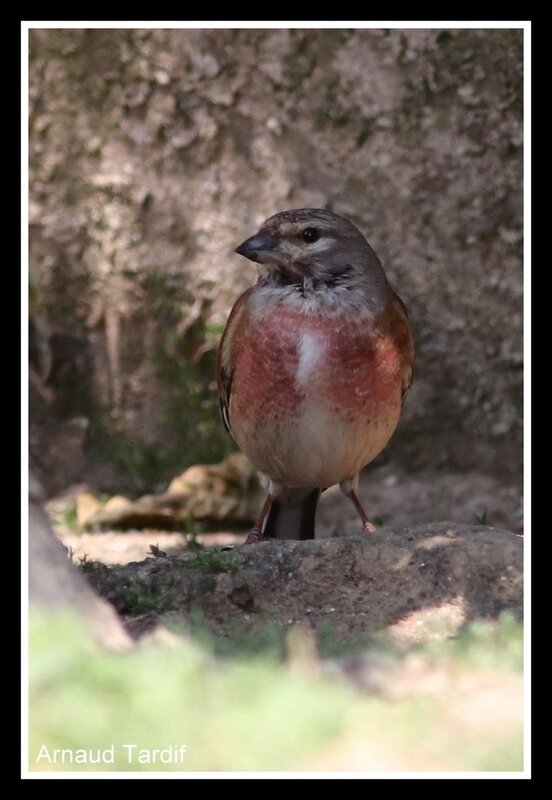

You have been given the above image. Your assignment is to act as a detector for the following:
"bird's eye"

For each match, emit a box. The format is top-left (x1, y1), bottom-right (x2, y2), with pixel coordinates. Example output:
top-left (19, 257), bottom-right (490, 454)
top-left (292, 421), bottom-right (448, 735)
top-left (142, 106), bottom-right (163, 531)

top-left (301, 227), bottom-right (320, 243)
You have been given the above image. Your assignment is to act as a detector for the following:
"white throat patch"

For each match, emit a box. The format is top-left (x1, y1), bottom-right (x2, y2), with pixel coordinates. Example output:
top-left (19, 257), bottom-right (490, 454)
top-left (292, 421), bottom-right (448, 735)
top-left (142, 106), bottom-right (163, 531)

top-left (296, 332), bottom-right (326, 389)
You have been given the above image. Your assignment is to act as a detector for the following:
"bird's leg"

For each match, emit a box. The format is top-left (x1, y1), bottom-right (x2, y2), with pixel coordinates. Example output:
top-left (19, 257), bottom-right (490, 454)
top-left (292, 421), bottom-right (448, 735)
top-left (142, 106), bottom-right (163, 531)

top-left (245, 495), bottom-right (273, 544)
top-left (340, 476), bottom-right (377, 534)
top-left (346, 489), bottom-right (377, 534)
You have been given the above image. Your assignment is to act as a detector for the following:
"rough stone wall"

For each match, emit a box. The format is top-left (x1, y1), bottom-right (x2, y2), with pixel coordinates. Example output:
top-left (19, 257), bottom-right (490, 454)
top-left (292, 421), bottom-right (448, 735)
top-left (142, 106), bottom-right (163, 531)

top-left (29, 28), bottom-right (523, 492)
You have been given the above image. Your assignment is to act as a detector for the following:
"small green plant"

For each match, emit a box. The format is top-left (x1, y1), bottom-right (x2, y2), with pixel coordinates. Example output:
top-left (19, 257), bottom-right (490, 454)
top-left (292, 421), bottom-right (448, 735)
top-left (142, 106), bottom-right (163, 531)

top-left (77, 554), bottom-right (98, 574)
top-left (116, 575), bottom-right (170, 614)
top-left (182, 514), bottom-right (204, 551)
top-left (149, 544), bottom-right (167, 558)
top-left (183, 514), bottom-right (203, 535)
top-left (186, 549), bottom-right (239, 575)
top-left (473, 509), bottom-right (489, 525)
top-left (62, 501), bottom-right (78, 531)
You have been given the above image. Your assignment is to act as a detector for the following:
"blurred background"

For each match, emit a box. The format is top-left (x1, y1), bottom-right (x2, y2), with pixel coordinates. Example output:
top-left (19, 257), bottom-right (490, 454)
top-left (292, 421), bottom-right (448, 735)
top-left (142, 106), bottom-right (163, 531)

top-left (27, 26), bottom-right (525, 775)
top-left (29, 27), bottom-right (523, 524)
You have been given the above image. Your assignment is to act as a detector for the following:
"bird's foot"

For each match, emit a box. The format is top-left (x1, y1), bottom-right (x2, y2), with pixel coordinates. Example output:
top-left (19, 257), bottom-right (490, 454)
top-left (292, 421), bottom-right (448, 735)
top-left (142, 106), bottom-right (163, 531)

top-left (345, 488), bottom-right (377, 534)
top-left (244, 526), bottom-right (265, 545)
top-left (245, 495), bottom-right (274, 544)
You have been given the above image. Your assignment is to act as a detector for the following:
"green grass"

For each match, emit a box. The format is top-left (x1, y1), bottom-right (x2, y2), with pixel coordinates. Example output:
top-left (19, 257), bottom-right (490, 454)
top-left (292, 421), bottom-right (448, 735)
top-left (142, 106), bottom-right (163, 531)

top-left (29, 611), bottom-right (351, 772)
top-left (424, 612), bottom-right (523, 671)
top-left (184, 548), bottom-right (240, 575)
top-left (28, 611), bottom-right (524, 773)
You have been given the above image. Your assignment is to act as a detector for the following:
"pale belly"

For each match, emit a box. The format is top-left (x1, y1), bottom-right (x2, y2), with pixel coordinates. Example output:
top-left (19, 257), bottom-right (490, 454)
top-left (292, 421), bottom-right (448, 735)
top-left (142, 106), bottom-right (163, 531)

top-left (229, 312), bottom-right (405, 488)
top-left (232, 395), bottom-right (402, 488)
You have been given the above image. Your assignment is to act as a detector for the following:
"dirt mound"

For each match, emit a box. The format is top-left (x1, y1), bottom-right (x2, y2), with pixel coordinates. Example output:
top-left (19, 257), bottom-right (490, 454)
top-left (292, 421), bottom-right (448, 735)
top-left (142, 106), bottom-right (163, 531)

top-left (84, 523), bottom-right (522, 643)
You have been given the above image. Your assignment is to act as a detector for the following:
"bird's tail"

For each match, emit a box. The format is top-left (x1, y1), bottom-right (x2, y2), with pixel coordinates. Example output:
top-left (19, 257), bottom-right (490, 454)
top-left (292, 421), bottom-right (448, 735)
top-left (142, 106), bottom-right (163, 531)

top-left (263, 489), bottom-right (321, 540)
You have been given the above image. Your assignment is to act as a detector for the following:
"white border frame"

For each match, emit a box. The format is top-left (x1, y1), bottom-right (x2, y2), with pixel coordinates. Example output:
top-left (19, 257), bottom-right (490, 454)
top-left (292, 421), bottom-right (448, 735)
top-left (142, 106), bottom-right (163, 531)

top-left (21, 20), bottom-right (531, 780)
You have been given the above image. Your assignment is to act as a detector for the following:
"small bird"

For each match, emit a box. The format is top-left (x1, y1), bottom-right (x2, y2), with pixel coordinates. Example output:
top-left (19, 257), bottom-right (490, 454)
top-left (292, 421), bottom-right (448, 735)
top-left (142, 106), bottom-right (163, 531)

top-left (217, 209), bottom-right (414, 543)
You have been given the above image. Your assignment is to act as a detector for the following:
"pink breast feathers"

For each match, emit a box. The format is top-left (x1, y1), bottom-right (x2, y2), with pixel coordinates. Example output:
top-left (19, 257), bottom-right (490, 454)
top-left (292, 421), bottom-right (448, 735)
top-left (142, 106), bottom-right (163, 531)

top-left (231, 304), bottom-right (403, 424)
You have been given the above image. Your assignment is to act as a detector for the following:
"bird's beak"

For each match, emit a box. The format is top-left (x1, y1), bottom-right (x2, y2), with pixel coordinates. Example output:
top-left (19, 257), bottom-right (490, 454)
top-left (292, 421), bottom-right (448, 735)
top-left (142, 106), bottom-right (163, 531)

top-left (234, 232), bottom-right (280, 264)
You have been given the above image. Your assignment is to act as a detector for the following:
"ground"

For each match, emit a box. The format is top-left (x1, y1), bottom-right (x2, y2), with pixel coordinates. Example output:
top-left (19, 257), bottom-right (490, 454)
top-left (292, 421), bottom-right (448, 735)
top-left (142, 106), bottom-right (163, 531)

top-left (36, 463), bottom-right (524, 773)
top-left (53, 462), bottom-right (522, 564)
top-left (48, 460), bottom-right (523, 656)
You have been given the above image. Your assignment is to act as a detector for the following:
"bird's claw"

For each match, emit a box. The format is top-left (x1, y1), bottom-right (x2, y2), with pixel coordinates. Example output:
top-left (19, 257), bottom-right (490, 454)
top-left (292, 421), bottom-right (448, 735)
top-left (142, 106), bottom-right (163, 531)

top-left (245, 529), bottom-right (264, 545)
top-left (362, 520), bottom-right (377, 534)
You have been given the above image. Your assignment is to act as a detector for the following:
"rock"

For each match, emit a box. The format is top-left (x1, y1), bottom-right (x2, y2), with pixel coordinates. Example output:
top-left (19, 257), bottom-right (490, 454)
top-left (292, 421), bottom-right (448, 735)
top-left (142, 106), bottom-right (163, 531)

top-left (30, 416), bottom-right (89, 497)
top-left (87, 452), bottom-right (263, 530)
top-left (85, 523), bottom-right (522, 644)
top-left (30, 29), bottom-right (523, 493)
top-left (75, 492), bottom-right (103, 527)
top-left (166, 452), bottom-right (262, 518)
top-left (29, 473), bottom-right (131, 650)
top-left (85, 494), bottom-right (136, 528)
top-left (87, 496), bottom-right (181, 531)
top-left (102, 495), bottom-right (134, 513)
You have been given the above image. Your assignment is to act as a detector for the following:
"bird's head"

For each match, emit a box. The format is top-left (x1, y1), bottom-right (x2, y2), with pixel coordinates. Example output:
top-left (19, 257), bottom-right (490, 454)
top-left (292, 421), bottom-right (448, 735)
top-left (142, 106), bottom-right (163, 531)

top-left (234, 209), bottom-right (387, 288)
